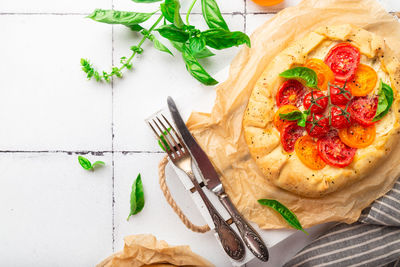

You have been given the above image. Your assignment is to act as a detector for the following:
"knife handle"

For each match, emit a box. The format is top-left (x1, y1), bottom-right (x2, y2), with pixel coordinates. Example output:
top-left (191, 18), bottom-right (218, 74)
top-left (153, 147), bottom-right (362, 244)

top-left (218, 193), bottom-right (269, 262)
top-left (187, 172), bottom-right (245, 261)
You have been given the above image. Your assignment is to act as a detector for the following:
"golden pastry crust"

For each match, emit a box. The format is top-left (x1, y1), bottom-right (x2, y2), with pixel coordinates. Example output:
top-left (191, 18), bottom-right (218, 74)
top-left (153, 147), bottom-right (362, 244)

top-left (243, 24), bottom-right (400, 198)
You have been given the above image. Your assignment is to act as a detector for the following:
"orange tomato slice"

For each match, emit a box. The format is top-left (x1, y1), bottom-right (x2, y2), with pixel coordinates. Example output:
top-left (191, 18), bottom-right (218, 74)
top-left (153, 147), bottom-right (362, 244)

top-left (274, 105), bottom-right (299, 131)
top-left (295, 135), bottom-right (326, 170)
top-left (338, 124), bottom-right (376, 148)
top-left (348, 64), bottom-right (378, 96)
top-left (304, 58), bottom-right (334, 91)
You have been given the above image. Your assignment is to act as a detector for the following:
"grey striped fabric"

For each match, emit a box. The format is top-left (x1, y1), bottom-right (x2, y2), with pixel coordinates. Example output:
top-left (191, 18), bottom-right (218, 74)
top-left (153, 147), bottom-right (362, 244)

top-left (284, 180), bottom-right (400, 267)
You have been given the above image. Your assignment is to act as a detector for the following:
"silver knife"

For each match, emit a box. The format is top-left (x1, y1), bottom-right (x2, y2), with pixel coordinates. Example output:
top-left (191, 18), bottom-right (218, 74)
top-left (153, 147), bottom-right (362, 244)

top-left (167, 96), bottom-right (269, 262)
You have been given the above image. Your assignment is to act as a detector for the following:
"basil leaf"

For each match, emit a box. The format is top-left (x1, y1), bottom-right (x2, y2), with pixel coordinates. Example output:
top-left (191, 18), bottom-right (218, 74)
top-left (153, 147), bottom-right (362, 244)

top-left (201, 0), bottom-right (229, 31)
top-left (92, 161), bottom-right (105, 168)
top-left (182, 45), bottom-right (218, 85)
top-left (279, 110), bottom-right (309, 127)
top-left (132, 0), bottom-right (161, 2)
top-left (189, 36), bottom-right (206, 55)
top-left (156, 24), bottom-right (189, 43)
top-left (280, 67), bottom-right (318, 88)
top-left (160, 0), bottom-right (184, 28)
top-left (87, 9), bottom-right (154, 27)
top-left (373, 80), bottom-right (394, 122)
top-left (129, 24), bottom-right (144, 32)
top-left (171, 41), bottom-right (215, 58)
top-left (279, 110), bottom-right (302, 121)
top-left (158, 127), bottom-right (171, 151)
top-left (148, 34), bottom-right (173, 56)
top-left (258, 199), bottom-right (308, 234)
top-left (202, 29), bottom-right (251, 50)
top-left (127, 174), bottom-right (145, 220)
top-left (78, 156), bottom-right (92, 170)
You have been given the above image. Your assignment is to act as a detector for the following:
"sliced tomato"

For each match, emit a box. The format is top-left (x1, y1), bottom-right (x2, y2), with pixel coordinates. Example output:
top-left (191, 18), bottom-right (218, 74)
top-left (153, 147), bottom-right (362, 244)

top-left (276, 79), bottom-right (306, 107)
top-left (306, 114), bottom-right (330, 138)
top-left (348, 96), bottom-right (378, 127)
top-left (325, 43), bottom-right (360, 82)
top-left (318, 131), bottom-right (357, 168)
top-left (348, 64), bottom-right (378, 96)
top-left (303, 91), bottom-right (328, 114)
top-left (304, 58), bottom-right (334, 91)
top-left (338, 124), bottom-right (376, 148)
top-left (274, 105), bottom-right (299, 131)
top-left (331, 106), bottom-right (352, 129)
top-left (281, 122), bottom-right (305, 152)
top-left (330, 81), bottom-right (352, 105)
top-left (295, 135), bottom-right (326, 170)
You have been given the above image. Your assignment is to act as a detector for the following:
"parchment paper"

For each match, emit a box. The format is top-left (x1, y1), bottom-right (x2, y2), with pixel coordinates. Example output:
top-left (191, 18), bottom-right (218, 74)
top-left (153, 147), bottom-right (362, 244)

top-left (97, 234), bottom-right (213, 267)
top-left (186, 0), bottom-right (400, 229)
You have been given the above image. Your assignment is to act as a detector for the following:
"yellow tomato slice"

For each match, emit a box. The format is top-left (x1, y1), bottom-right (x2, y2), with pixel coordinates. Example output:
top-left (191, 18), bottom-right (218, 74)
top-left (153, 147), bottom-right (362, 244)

top-left (338, 124), bottom-right (376, 148)
top-left (304, 58), bottom-right (334, 91)
top-left (274, 105), bottom-right (299, 132)
top-left (295, 135), bottom-right (326, 170)
top-left (250, 0), bottom-right (284, 6)
top-left (348, 64), bottom-right (378, 96)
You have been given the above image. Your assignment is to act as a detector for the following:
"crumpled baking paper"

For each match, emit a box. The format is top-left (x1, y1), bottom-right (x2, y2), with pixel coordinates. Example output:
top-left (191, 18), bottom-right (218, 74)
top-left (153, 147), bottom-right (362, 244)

top-left (186, 0), bottom-right (400, 229)
top-left (97, 234), bottom-right (214, 267)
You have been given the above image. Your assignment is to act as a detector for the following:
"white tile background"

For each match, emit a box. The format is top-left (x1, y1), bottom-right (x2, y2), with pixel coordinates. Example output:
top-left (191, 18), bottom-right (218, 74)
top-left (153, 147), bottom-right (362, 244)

top-left (0, 0), bottom-right (399, 266)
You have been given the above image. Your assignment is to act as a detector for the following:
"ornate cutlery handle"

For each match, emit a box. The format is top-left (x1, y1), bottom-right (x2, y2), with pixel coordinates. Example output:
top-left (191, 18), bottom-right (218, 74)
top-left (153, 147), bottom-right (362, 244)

top-left (188, 172), bottom-right (245, 261)
top-left (218, 193), bottom-right (269, 262)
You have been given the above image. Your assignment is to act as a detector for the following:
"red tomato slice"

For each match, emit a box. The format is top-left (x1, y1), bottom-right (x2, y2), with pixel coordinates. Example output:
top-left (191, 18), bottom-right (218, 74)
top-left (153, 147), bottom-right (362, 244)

top-left (306, 114), bottom-right (330, 138)
top-left (281, 122), bottom-right (305, 152)
top-left (325, 43), bottom-right (360, 82)
top-left (303, 91), bottom-right (328, 114)
top-left (276, 79), bottom-right (305, 107)
top-left (330, 81), bottom-right (352, 105)
top-left (331, 106), bottom-right (352, 129)
top-left (318, 131), bottom-right (357, 168)
top-left (348, 96), bottom-right (378, 127)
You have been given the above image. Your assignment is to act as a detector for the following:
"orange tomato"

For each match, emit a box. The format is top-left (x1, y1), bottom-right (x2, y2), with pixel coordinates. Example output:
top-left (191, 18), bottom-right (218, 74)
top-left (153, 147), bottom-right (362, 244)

top-left (251, 0), bottom-right (284, 6)
top-left (295, 135), bottom-right (326, 170)
top-left (348, 64), bottom-right (378, 96)
top-left (304, 58), bottom-right (334, 91)
top-left (273, 105), bottom-right (299, 131)
top-left (338, 124), bottom-right (376, 148)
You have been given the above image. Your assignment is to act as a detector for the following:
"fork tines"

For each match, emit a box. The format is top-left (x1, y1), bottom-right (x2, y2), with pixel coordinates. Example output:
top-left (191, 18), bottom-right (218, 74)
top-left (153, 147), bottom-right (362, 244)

top-left (148, 114), bottom-right (187, 159)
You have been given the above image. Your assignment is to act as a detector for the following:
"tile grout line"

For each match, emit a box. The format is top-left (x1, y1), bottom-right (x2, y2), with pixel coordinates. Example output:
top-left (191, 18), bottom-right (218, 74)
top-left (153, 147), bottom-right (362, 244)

top-left (244, 0), bottom-right (247, 34)
top-left (111, 0), bottom-right (116, 251)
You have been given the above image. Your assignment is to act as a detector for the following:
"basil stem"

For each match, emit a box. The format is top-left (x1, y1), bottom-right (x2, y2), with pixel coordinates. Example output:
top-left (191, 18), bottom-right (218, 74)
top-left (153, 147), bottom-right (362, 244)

top-left (258, 199), bottom-right (308, 234)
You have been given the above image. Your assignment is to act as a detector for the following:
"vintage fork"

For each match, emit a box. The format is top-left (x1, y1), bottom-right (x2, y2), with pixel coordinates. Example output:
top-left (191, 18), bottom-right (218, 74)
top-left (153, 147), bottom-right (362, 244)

top-left (148, 114), bottom-right (245, 261)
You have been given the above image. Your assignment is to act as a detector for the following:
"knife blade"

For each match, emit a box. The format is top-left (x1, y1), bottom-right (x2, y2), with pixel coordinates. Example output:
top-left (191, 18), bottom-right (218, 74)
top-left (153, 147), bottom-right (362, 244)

top-left (167, 96), bottom-right (269, 262)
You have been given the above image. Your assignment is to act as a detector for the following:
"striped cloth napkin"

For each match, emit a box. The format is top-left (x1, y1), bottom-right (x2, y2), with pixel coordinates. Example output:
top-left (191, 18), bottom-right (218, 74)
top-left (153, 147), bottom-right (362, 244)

top-left (285, 179), bottom-right (400, 267)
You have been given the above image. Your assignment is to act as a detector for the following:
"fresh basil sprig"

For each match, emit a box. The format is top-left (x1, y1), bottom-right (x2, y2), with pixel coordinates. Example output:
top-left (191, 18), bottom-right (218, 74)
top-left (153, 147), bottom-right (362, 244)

top-left (280, 67), bottom-right (318, 88)
top-left (279, 110), bottom-right (310, 127)
top-left (81, 0), bottom-right (250, 85)
top-left (78, 156), bottom-right (105, 171)
top-left (373, 80), bottom-right (394, 122)
top-left (258, 199), bottom-right (308, 234)
top-left (127, 174), bottom-right (145, 220)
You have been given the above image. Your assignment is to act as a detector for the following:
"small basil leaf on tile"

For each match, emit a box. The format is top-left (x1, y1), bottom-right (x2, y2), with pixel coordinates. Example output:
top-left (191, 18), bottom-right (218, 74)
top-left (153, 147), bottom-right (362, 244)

top-left (148, 34), bottom-right (174, 56)
top-left (78, 156), bottom-right (93, 170)
top-left (127, 174), bottom-right (145, 220)
top-left (258, 199), bottom-right (308, 234)
top-left (92, 161), bottom-right (105, 169)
